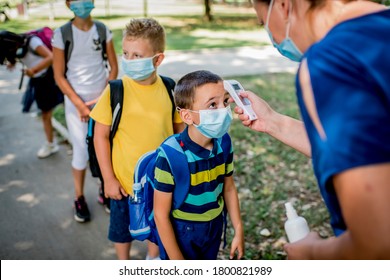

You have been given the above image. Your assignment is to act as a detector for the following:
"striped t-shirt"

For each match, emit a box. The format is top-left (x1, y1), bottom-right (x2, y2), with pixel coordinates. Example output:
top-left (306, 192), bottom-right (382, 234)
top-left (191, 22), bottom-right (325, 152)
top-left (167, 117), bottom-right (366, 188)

top-left (154, 127), bottom-right (234, 222)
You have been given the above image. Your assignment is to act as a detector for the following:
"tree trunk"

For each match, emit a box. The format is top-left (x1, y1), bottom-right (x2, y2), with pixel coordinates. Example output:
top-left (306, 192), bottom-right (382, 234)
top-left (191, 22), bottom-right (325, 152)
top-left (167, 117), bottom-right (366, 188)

top-left (204, 0), bottom-right (213, 22)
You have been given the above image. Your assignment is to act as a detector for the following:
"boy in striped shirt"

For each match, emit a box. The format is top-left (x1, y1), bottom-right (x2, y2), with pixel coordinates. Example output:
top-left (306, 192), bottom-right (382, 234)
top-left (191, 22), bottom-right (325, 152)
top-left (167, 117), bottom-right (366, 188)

top-left (153, 70), bottom-right (244, 260)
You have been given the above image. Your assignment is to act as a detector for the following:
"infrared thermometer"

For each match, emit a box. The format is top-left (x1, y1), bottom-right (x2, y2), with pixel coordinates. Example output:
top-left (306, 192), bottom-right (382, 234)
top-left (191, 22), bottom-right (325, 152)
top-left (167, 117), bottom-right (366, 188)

top-left (223, 80), bottom-right (258, 121)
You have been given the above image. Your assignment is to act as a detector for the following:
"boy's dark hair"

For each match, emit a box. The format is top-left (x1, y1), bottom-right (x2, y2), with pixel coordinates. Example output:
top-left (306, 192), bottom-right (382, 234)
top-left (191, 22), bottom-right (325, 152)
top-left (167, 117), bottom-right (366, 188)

top-left (174, 70), bottom-right (223, 110)
top-left (124, 18), bottom-right (165, 53)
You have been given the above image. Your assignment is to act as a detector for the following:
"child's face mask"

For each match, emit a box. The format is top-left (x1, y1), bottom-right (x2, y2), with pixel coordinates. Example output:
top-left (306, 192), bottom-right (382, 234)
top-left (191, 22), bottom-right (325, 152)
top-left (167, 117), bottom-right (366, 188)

top-left (190, 106), bottom-right (233, 139)
top-left (121, 54), bottom-right (159, 81)
top-left (70, 1), bottom-right (95, 19)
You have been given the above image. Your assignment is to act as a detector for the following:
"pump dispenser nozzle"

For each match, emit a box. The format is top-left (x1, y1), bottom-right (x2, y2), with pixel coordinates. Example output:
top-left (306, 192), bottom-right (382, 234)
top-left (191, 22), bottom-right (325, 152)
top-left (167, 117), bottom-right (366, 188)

top-left (284, 202), bottom-right (310, 243)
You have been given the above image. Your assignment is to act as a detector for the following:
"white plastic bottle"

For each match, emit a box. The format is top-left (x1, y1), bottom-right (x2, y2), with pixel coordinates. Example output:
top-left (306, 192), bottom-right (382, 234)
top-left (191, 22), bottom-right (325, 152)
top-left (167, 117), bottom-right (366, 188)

top-left (284, 202), bottom-right (310, 243)
top-left (130, 183), bottom-right (143, 204)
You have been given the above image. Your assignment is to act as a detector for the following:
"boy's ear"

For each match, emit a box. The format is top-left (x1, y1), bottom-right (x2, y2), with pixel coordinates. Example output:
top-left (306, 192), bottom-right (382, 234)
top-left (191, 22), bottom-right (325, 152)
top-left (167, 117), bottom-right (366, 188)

top-left (179, 109), bottom-right (194, 125)
top-left (154, 53), bottom-right (165, 67)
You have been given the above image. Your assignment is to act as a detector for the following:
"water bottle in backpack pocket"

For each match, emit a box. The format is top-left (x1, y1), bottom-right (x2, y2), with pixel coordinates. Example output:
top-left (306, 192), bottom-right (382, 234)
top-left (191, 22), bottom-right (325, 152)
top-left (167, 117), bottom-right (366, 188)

top-left (128, 135), bottom-right (191, 245)
top-left (128, 166), bottom-right (153, 241)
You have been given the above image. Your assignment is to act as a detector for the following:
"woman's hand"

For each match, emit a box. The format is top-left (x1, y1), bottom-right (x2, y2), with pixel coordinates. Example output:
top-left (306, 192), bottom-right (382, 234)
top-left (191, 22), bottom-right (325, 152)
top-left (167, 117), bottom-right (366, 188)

top-left (231, 91), bottom-right (274, 133)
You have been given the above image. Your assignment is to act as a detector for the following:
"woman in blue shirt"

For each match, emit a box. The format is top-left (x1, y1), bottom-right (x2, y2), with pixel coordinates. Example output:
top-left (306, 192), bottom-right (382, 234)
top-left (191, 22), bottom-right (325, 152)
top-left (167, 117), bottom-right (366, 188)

top-left (235, 0), bottom-right (390, 259)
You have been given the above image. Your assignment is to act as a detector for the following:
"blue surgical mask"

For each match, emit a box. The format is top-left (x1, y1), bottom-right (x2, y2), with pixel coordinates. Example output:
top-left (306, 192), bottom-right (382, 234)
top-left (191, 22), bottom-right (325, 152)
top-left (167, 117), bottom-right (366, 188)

top-left (191, 106), bottom-right (233, 139)
top-left (265, 0), bottom-right (303, 62)
top-left (70, 1), bottom-right (95, 19)
top-left (121, 55), bottom-right (159, 81)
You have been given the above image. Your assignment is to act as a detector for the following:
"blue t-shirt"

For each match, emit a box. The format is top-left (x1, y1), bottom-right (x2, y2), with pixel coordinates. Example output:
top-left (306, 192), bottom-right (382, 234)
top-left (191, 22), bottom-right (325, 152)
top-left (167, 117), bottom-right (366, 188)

top-left (296, 9), bottom-right (390, 236)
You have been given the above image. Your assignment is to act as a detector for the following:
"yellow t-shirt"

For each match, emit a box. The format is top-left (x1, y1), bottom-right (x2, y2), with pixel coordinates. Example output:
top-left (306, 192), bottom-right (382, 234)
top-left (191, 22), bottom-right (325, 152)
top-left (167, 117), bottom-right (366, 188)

top-left (90, 75), bottom-right (182, 194)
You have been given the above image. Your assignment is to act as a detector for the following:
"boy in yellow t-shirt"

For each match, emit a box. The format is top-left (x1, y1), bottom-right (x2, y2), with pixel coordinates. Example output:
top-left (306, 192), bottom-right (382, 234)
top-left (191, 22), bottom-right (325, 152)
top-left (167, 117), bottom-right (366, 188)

top-left (90, 18), bottom-right (184, 260)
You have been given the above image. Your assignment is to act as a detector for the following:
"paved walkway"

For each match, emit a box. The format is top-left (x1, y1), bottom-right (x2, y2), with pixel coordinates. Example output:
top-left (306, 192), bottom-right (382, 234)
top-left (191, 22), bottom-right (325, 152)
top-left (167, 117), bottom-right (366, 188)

top-left (0, 0), bottom-right (298, 259)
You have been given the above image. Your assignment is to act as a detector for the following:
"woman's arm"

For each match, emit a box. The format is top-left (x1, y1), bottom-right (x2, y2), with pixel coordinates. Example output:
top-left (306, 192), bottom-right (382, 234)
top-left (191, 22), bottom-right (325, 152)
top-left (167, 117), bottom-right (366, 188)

top-left (233, 91), bottom-right (311, 157)
top-left (223, 175), bottom-right (244, 259)
top-left (154, 190), bottom-right (185, 260)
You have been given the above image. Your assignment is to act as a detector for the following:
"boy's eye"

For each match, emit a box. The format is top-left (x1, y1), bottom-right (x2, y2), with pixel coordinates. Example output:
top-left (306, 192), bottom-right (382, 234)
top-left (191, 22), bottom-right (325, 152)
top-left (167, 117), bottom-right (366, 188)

top-left (208, 102), bottom-right (217, 109)
top-left (223, 97), bottom-right (229, 106)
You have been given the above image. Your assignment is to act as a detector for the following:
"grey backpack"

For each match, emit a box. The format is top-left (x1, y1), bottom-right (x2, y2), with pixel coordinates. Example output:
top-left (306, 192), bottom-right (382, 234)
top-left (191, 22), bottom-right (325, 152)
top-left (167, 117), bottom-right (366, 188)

top-left (60, 20), bottom-right (107, 72)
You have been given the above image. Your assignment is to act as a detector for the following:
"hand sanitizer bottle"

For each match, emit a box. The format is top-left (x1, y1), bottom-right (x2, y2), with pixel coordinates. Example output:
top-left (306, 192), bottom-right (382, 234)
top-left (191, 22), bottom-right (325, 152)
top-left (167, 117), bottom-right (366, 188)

top-left (284, 202), bottom-right (310, 243)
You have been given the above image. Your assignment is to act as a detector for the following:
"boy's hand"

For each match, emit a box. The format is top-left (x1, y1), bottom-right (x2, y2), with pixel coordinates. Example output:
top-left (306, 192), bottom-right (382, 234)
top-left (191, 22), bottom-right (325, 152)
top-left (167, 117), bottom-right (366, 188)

top-left (230, 232), bottom-right (245, 260)
top-left (77, 104), bottom-right (90, 123)
top-left (104, 177), bottom-right (128, 200)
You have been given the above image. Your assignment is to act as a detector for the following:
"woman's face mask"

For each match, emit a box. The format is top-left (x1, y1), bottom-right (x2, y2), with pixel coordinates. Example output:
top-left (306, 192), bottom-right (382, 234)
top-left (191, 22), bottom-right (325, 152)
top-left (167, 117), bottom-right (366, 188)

top-left (189, 106), bottom-right (233, 139)
top-left (121, 54), bottom-right (159, 81)
top-left (265, 0), bottom-right (303, 62)
top-left (70, 0), bottom-right (95, 19)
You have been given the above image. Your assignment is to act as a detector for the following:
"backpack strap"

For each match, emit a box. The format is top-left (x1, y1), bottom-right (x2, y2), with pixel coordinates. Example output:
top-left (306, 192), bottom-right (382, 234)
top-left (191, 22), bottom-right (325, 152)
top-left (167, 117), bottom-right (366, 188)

top-left (217, 132), bottom-right (232, 249)
top-left (159, 135), bottom-right (190, 210)
top-left (108, 79), bottom-right (124, 144)
top-left (217, 133), bottom-right (232, 162)
top-left (60, 20), bottom-right (73, 63)
top-left (60, 20), bottom-right (73, 75)
top-left (94, 20), bottom-right (107, 62)
top-left (61, 19), bottom-right (107, 72)
top-left (160, 75), bottom-right (176, 121)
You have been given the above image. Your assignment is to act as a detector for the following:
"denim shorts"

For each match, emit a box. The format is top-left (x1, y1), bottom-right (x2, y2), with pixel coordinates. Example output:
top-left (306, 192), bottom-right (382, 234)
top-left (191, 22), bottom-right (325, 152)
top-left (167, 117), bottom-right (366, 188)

top-left (160, 214), bottom-right (223, 260)
top-left (108, 196), bottom-right (134, 243)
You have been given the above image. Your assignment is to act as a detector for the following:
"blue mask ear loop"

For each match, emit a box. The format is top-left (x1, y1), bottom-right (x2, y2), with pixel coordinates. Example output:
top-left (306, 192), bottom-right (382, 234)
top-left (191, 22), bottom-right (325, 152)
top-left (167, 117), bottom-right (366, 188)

top-left (265, 0), bottom-right (293, 44)
top-left (285, 1), bottom-right (293, 41)
top-left (265, 0), bottom-right (275, 43)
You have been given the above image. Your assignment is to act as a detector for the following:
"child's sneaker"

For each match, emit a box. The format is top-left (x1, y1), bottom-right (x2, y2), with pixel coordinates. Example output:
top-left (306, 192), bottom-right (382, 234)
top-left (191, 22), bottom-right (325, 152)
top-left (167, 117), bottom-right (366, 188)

top-left (37, 142), bottom-right (59, 159)
top-left (74, 196), bottom-right (91, 222)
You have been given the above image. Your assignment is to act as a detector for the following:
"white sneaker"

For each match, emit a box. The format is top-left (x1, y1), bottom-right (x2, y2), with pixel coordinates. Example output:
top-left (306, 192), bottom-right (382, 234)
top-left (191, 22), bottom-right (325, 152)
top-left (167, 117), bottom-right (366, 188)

top-left (37, 142), bottom-right (59, 159)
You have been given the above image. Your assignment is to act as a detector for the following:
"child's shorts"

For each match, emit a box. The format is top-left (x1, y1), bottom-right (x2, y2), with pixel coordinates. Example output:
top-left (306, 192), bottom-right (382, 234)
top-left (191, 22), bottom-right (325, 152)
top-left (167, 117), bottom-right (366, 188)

top-left (108, 196), bottom-right (134, 243)
top-left (160, 214), bottom-right (223, 260)
top-left (29, 67), bottom-right (63, 112)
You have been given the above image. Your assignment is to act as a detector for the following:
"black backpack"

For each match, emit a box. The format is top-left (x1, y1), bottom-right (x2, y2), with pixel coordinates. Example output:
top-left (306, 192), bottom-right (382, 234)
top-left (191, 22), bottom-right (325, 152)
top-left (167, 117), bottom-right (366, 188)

top-left (86, 75), bottom-right (177, 182)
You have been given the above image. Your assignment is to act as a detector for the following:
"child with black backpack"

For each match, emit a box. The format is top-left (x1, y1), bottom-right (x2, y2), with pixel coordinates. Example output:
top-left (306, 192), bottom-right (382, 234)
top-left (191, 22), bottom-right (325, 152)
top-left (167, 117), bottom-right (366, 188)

top-left (0, 29), bottom-right (63, 159)
top-left (153, 70), bottom-right (245, 260)
top-left (52, 0), bottom-right (118, 223)
top-left (89, 18), bottom-right (184, 260)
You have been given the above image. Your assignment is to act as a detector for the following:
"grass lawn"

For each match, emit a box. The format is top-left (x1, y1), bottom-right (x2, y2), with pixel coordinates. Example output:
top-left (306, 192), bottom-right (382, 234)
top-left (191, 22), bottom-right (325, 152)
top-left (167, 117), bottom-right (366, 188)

top-left (0, 13), bottom-right (266, 53)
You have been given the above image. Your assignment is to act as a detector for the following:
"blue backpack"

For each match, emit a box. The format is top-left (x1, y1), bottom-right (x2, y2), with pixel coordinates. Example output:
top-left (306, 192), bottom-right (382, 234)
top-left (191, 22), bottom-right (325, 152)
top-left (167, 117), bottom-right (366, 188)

top-left (129, 133), bottom-right (231, 246)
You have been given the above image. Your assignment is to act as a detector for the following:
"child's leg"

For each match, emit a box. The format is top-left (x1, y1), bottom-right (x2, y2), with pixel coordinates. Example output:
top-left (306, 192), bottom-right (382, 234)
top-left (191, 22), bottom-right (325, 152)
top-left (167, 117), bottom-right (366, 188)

top-left (114, 242), bottom-right (132, 260)
top-left (36, 109), bottom-right (60, 158)
top-left (201, 215), bottom-right (223, 259)
top-left (41, 110), bottom-right (54, 143)
top-left (172, 215), bottom-right (223, 260)
top-left (109, 197), bottom-right (134, 259)
top-left (146, 241), bottom-right (160, 259)
top-left (72, 167), bottom-right (86, 198)
top-left (64, 97), bottom-right (90, 221)
top-left (65, 97), bottom-right (89, 198)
